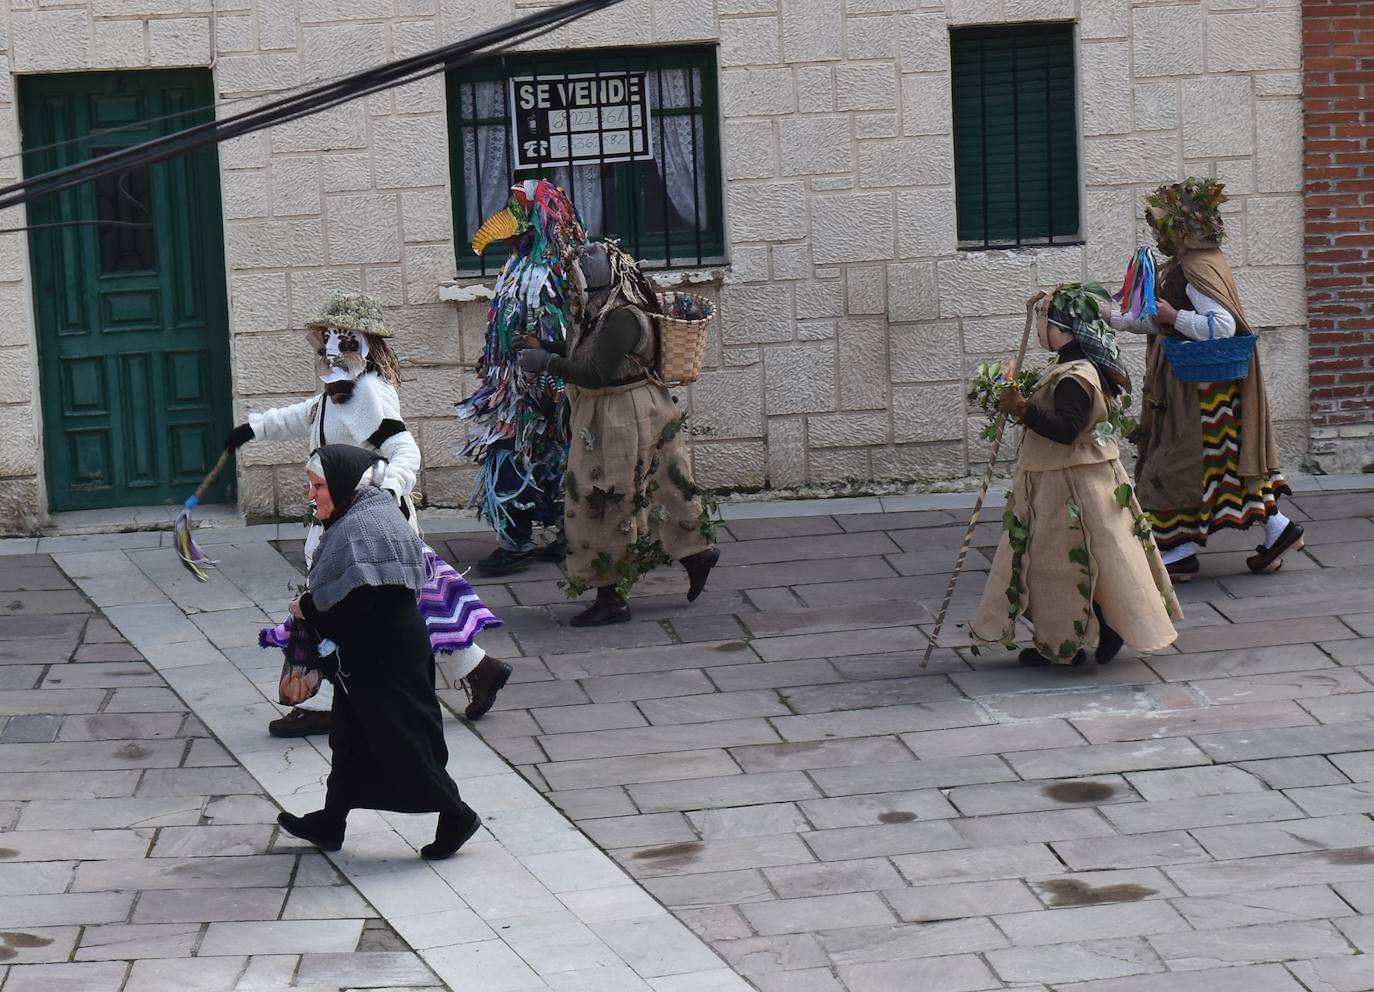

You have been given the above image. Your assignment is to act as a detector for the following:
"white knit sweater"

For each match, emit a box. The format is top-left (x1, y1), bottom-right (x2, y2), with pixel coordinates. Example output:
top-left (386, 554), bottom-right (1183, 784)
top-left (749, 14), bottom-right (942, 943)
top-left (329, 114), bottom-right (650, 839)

top-left (247, 373), bottom-right (421, 511)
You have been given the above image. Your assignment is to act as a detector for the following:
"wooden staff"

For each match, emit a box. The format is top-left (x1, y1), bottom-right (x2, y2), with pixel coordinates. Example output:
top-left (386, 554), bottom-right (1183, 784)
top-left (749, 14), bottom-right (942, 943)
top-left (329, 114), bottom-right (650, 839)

top-left (921, 293), bottom-right (1046, 668)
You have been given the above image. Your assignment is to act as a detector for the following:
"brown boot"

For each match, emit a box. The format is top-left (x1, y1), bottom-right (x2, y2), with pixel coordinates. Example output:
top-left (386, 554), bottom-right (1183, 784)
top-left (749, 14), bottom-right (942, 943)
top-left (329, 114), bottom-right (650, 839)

top-left (571, 587), bottom-right (631, 627)
top-left (461, 657), bottom-right (512, 721)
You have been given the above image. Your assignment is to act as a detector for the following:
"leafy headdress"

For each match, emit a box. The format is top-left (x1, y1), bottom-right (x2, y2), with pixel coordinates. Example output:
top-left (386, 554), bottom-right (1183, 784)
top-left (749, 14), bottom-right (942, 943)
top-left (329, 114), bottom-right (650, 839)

top-left (1145, 177), bottom-right (1228, 255)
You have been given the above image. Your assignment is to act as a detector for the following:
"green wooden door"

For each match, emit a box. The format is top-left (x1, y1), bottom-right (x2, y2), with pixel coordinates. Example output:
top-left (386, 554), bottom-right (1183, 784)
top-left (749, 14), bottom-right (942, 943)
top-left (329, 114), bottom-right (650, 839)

top-left (21, 70), bottom-right (233, 511)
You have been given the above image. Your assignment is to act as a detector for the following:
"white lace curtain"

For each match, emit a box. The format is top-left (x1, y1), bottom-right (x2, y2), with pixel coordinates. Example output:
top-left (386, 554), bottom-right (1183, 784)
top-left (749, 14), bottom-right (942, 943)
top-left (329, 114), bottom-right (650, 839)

top-left (460, 68), bottom-right (704, 256)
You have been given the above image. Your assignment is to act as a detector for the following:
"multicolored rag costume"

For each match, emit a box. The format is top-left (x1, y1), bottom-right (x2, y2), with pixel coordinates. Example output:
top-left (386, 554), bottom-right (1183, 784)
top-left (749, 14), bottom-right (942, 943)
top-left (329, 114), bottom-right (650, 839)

top-left (457, 180), bottom-right (588, 551)
top-left (1107, 179), bottom-right (1294, 566)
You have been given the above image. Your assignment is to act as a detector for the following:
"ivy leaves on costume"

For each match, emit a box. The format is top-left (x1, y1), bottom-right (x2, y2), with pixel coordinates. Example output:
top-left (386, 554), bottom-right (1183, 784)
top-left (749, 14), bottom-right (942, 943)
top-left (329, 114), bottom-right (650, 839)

top-left (586, 487), bottom-right (624, 521)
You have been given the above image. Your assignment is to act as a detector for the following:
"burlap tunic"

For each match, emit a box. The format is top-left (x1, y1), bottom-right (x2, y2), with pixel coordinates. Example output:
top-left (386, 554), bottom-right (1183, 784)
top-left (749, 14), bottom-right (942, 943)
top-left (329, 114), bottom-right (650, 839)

top-left (973, 361), bottom-right (1182, 661)
top-left (562, 305), bottom-right (711, 591)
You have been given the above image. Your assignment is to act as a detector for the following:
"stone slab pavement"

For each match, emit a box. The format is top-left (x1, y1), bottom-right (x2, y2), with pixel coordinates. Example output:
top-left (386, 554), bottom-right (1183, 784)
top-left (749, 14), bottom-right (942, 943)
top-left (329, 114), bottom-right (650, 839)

top-left (3, 477), bottom-right (1373, 991)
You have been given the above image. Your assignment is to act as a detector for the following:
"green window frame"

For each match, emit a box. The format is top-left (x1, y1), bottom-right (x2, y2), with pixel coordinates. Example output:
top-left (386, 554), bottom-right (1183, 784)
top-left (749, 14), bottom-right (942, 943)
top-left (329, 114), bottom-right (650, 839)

top-left (950, 23), bottom-right (1081, 249)
top-left (446, 47), bottom-right (725, 277)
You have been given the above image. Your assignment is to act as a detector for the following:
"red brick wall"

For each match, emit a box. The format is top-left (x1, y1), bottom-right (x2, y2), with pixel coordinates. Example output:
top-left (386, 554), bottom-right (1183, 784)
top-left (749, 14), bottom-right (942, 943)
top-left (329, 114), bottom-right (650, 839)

top-left (1305, 1), bottom-right (1374, 427)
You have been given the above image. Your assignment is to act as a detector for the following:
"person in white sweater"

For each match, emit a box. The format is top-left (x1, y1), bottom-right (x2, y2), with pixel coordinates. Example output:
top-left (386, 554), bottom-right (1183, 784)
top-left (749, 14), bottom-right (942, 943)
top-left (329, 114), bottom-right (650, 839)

top-left (226, 291), bottom-right (508, 737)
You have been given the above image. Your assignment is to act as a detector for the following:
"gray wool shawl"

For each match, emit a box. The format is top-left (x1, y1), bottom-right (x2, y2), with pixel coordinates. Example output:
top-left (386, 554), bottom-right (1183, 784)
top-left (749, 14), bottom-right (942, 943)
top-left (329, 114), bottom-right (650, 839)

top-left (307, 485), bottom-right (427, 611)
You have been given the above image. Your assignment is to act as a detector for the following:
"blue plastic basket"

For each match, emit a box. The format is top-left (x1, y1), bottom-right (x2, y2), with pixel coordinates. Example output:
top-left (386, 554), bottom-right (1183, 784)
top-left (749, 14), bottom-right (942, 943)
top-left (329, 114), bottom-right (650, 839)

top-left (1160, 312), bottom-right (1256, 383)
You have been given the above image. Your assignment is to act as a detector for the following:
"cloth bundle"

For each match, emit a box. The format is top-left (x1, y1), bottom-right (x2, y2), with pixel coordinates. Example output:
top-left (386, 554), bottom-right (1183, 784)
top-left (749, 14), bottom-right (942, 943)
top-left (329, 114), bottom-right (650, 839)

top-left (1115, 245), bottom-right (1157, 320)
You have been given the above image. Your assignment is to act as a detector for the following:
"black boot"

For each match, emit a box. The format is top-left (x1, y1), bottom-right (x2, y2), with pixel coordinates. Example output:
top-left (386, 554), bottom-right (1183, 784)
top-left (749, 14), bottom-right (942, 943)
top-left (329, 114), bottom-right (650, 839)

top-left (533, 538), bottom-right (565, 563)
top-left (475, 546), bottom-right (536, 577)
top-left (681, 547), bottom-right (720, 603)
top-left (268, 708), bottom-right (332, 738)
top-left (462, 656), bottom-right (512, 721)
top-left (1094, 604), bottom-right (1124, 666)
top-left (571, 587), bottom-right (631, 628)
top-left (277, 809), bottom-right (346, 852)
top-left (1018, 648), bottom-right (1052, 667)
top-left (421, 805), bottom-right (482, 860)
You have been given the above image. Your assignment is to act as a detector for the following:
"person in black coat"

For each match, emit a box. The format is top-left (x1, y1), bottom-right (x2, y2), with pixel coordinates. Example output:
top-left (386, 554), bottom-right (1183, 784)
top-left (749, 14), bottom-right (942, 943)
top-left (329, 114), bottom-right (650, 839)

top-left (276, 444), bottom-right (482, 860)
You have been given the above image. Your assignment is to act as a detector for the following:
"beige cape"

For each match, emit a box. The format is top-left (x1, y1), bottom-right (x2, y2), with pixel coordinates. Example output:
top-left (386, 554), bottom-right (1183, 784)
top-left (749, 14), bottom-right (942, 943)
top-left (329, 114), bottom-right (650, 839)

top-left (1134, 247), bottom-right (1283, 513)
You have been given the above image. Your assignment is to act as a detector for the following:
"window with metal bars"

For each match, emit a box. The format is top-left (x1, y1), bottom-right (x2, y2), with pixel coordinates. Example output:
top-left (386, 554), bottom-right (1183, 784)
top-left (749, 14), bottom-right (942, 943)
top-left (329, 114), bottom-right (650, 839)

top-left (446, 47), bottom-right (725, 277)
top-left (950, 23), bottom-right (1082, 249)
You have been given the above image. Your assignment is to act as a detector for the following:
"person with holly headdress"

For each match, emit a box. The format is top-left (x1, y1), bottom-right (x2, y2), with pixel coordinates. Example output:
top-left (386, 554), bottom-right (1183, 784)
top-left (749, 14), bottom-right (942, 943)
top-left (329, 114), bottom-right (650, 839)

top-left (1103, 178), bottom-right (1301, 581)
top-left (461, 180), bottom-right (588, 577)
top-left (973, 289), bottom-right (1181, 668)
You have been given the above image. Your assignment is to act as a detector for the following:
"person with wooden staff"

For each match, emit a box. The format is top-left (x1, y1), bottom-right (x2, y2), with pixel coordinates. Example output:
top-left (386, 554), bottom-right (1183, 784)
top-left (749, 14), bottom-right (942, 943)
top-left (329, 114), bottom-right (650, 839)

top-left (971, 288), bottom-right (1182, 667)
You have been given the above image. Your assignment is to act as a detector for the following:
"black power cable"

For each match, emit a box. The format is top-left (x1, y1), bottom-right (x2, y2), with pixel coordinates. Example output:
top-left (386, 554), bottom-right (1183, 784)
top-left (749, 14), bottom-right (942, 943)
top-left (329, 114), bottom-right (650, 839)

top-left (0, 0), bottom-right (621, 217)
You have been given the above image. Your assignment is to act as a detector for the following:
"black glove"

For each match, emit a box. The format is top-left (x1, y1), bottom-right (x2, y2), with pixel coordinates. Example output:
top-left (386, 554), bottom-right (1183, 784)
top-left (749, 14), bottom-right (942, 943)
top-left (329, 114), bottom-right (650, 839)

top-left (223, 423), bottom-right (255, 451)
top-left (516, 348), bottom-right (553, 374)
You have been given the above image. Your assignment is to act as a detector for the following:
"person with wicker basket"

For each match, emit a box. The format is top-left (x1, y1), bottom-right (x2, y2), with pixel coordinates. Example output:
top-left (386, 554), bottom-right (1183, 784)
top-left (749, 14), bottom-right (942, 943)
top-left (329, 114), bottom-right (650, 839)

top-left (1102, 178), bottom-right (1301, 582)
top-left (515, 241), bottom-right (719, 627)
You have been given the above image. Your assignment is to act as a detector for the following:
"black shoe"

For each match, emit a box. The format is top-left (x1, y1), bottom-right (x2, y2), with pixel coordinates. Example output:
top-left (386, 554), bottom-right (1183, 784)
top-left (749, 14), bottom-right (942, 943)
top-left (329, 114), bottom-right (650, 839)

top-left (269, 708), bottom-right (332, 738)
top-left (475, 547), bottom-right (536, 577)
top-left (570, 596), bottom-right (631, 628)
top-left (1094, 605), bottom-right (1124, 666)
top-left (533, 541), bottom-right (564, 563)
top-left (1096, 627), bottom-right (1124, 666)
top-left (421, 807), bottom-right (482, 860)
top-left (1165, 554), bottom-right (1200, 583)
top-left (681, 547), bottom-right (720, 603)
top-left (1020, 647), bottom-right (1087, 667)
top-left (278, 810), bottom-right (345, 852)
top-left (1246, 522), bottom-right (1305, 574)
top-left (462, 657), bottom-right (512, 721)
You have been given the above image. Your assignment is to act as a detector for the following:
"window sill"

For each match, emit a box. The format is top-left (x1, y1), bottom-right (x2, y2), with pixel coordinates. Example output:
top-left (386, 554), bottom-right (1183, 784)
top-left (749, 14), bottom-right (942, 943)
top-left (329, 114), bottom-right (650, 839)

top-left (439, 265), bottom-right (728, 303)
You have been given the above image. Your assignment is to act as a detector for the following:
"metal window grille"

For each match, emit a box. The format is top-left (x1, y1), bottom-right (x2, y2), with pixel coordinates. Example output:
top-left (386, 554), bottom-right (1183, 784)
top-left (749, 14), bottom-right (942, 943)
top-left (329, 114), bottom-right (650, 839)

top-left (950, 23), bottom-right (1082, 250)
top-left (447, 48), bottom-right (725, 278)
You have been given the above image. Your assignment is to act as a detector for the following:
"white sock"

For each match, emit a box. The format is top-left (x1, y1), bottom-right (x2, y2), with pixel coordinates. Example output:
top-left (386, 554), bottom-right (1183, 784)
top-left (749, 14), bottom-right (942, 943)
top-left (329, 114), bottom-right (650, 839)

top-left (1162, 542), bottom-right (1199, 565)
top-left (1264, 512), bottom-right (1291, 548)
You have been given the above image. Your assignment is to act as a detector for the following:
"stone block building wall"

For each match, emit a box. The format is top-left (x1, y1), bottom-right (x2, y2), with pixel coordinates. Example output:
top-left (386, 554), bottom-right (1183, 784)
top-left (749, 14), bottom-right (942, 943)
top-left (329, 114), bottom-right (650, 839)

top-left (0, 0), bottom-right (1312, 530)
top-left (1303, 0), bottom-right (1374, 474)
top-left (452, 0), bottom-right (1310, 494)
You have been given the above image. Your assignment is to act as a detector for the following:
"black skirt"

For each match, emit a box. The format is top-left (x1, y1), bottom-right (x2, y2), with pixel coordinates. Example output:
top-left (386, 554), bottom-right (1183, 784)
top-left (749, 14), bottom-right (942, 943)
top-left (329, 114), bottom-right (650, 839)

top-left (301, 584), bottom-right (465, 816)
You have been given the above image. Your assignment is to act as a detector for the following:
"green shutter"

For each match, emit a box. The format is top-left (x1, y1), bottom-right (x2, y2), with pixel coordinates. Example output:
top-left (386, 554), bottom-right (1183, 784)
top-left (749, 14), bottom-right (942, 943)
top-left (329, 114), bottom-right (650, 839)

top-left (951, 24), bottom-right (1080, 247)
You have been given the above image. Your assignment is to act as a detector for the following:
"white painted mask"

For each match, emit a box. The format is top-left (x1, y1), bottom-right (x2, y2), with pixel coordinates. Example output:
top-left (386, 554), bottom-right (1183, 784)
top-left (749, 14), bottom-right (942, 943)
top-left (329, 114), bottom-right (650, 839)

top-left (313, 328), bottom-right (370, 384)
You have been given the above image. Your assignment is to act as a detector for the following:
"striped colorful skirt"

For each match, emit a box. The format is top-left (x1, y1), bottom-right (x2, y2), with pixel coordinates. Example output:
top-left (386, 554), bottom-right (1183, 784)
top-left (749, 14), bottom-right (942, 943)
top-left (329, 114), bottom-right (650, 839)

top-left (1150, 381), bottom-right (1289, 551)
top-left (261, 547), bottom-right (501, 656)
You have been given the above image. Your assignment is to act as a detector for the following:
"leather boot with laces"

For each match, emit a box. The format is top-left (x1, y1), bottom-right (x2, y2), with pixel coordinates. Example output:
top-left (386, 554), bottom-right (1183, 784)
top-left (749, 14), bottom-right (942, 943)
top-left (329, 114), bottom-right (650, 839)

top-left (461, 657), bottom-right (512, 721)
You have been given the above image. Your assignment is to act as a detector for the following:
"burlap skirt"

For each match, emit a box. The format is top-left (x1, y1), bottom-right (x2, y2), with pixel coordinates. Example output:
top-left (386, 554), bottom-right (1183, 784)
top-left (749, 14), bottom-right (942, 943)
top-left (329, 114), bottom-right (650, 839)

top-left (563, 380), bottom-right (711, 592)
top-left (973, 459), bottom-right (1182, 662)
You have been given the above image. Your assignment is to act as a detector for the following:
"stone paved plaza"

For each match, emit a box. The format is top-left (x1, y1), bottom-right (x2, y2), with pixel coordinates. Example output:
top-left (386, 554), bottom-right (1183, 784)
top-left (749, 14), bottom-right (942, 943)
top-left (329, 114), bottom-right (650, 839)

top-left (2, 479), bottom-right (1374, 991)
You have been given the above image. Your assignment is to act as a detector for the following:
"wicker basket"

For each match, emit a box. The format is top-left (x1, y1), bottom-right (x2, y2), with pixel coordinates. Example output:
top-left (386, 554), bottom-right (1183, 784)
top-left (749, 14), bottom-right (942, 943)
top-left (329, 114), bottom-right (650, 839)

top-left (1160, 312), bottom-right (1256, 383)
top-left (653, 292), bottom-right (715, 386)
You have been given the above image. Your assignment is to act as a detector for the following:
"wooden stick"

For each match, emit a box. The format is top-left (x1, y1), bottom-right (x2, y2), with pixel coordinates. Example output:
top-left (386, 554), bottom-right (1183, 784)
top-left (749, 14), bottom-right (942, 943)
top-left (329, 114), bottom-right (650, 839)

top-left (921, 296), bottom-right (1043, 668)
top-left (188, 449), bottom-right (232, 509)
